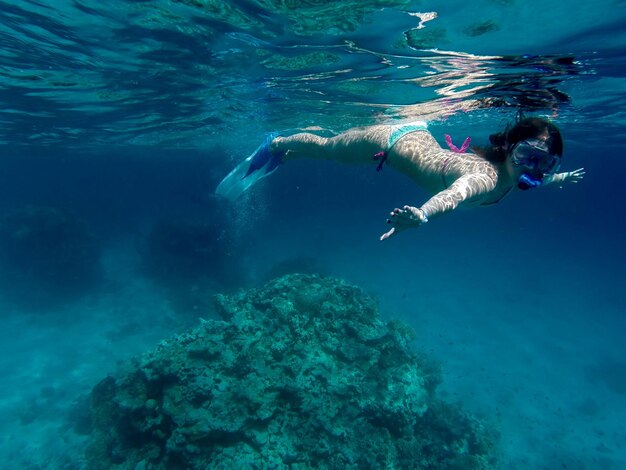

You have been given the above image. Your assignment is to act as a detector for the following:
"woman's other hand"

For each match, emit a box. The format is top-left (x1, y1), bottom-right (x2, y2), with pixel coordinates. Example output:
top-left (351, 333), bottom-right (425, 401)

top-left (380, 206), bottom-right (427, 241)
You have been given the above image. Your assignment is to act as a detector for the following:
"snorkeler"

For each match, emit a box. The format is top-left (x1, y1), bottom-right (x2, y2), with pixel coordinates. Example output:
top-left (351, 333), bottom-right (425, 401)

top-left (215, 116), bottom-right (584, 241)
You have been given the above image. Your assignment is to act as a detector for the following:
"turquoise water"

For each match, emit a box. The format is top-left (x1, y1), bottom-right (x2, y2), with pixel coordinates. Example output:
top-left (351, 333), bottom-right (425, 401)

top-left (1, 0), bottom-right (625, 468)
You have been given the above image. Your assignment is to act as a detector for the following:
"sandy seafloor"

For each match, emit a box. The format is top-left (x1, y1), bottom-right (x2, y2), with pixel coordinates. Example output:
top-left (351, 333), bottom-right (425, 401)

top-left (0, 138), bottom-right (624, 469)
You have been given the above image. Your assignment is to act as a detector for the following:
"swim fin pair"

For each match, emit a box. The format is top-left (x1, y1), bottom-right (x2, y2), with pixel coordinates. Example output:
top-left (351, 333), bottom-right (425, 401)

top-left (215, 132), bottom-right (284, 201)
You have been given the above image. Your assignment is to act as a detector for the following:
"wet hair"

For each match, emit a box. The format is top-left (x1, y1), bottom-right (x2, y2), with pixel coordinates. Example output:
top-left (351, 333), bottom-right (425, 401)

top-left (474, 115), bottom-right (563, 163)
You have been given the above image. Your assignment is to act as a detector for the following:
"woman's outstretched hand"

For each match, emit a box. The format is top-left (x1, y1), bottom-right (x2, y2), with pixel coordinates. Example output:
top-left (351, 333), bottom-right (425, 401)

top-left (563, 168), bottom-right (585, 184)
top-left (380, 205), bottom-right (427, 241)
top-left (545, 167), bottom-right (585, 188)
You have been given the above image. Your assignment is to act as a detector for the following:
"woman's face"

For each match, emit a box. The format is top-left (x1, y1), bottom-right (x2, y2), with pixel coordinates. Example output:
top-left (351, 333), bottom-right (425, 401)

top-left (507, 134), bottom-right (561, 189)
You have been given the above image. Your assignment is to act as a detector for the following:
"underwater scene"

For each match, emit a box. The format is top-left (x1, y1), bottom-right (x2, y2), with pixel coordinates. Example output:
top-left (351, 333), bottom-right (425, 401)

top-left (1, 0), bottom-right (625, 468)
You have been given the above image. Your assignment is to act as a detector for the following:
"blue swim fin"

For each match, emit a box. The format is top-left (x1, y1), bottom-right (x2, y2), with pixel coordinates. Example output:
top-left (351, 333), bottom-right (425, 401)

top-left (215, 133), bottom-right (284, 201)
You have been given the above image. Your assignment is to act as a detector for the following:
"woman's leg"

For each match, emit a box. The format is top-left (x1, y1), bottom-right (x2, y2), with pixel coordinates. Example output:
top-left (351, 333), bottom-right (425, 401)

top-left (272, 126), bottom-right (389, 165)
top-left (216, 126), bottom-right (389, 200)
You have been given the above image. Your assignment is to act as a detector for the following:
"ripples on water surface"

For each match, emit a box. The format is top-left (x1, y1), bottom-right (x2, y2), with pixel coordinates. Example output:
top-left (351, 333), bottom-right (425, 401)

top-left (1, 0), bottom-right (625, 150)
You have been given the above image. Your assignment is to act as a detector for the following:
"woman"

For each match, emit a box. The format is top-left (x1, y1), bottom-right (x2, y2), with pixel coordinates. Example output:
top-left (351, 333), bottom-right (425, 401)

top-left (216, 116), bottom-right (584, 241)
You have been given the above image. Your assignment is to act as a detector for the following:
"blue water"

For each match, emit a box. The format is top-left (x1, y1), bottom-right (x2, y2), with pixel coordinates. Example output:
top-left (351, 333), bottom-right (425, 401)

top-left (1, 0), bottom-right (625, 468)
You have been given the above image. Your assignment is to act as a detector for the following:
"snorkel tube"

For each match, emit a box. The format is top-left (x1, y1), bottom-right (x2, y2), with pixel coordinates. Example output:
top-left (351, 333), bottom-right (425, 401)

top-left (517, 173), bottom-right (543, 190)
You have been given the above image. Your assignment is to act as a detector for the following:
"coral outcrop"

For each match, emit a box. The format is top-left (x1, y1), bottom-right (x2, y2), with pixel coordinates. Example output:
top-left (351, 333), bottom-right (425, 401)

top-left (87, 274), bottom-right (494, 469)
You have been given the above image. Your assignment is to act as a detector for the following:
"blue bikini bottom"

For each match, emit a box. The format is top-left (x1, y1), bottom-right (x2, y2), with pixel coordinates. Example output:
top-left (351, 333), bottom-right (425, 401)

top-left (373, 120), bottom-right (428, 171)
top-left (387, 120), bottom-right (429, 149)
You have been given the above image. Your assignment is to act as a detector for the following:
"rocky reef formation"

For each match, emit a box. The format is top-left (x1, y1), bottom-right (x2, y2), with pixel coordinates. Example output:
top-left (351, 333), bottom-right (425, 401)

top-left (87, 274), bottom-right (495, 469)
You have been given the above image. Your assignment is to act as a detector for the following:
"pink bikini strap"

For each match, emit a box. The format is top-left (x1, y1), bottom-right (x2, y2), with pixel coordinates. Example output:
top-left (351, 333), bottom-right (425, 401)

top-left (445, 134), bottom-right (471, 153)
top-left (373, 151), bottom-right (387, 172)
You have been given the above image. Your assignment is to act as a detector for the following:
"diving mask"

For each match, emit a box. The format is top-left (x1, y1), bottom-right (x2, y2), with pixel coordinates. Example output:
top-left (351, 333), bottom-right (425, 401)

top-left (511, 138), bottom-right (561, 190)
top-left (511, 138), bottom-right (561, 174)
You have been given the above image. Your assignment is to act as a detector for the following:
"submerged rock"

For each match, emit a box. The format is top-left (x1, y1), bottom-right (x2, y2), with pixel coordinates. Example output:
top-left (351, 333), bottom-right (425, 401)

top-left (87, 274), bottom-right (495, 469)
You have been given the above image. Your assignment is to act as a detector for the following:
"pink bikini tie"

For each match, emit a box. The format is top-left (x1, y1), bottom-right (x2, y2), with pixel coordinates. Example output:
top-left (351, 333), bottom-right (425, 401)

top-left (445, 134), bottom-right (471, 153)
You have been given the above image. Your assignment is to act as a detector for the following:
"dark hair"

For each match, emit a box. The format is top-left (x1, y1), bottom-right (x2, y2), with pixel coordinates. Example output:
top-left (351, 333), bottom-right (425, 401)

top-left (474, 116), bottom-right (563, 163)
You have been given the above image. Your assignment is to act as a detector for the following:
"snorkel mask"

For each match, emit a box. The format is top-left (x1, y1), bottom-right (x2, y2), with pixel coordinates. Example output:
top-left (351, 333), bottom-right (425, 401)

top-left (511, 138), bottom-right (561, 190)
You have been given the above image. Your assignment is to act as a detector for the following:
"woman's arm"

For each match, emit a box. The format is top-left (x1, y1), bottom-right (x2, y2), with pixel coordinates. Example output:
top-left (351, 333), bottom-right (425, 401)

top-left (380, 172), bottom-right (497, 240)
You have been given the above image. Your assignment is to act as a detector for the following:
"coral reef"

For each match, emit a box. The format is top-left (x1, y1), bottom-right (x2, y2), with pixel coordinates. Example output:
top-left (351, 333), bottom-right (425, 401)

top-left (260, 51), bottom-right (340, 71)
top-left (174, 0), bottom-right (411, 36)
top-left (87, 274), bottom-right (495, 469)
top-left (0, 205), bottom-right (102, 308)
top-left (261, 0), bottom-right (412, 36)
top-left (404, 26), bottom-right (449, 50)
